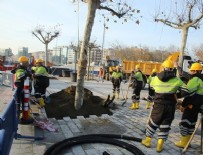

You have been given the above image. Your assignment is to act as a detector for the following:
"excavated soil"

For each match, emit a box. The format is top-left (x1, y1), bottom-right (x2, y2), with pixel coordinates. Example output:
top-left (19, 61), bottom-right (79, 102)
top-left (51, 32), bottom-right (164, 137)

top-left (44, 86), bottom-right (113, 119)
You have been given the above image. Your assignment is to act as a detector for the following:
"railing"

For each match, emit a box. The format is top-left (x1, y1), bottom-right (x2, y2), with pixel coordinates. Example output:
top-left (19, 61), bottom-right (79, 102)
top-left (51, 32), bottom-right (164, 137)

top-left (0, 72), bottom-right (43, 155)
top-left (0, 91), bottom-right (17, 155)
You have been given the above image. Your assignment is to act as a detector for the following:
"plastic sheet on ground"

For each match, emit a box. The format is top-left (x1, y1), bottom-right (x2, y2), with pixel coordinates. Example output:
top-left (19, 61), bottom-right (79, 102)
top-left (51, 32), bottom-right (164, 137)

top-left (34, 118), bottom-right (58, 132)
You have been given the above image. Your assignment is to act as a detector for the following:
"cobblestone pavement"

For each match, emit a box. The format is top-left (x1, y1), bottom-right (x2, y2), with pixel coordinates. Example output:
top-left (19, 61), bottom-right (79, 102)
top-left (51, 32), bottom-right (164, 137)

top-left (1, 77), bottom-right (202, 155)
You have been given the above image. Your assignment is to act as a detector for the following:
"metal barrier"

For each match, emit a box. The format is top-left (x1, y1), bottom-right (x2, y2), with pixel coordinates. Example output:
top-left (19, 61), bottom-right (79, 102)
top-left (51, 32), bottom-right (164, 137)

top-left (0, 81), bottom-right (43, 155)
top-left (0, 91), bottom-right (18, 155)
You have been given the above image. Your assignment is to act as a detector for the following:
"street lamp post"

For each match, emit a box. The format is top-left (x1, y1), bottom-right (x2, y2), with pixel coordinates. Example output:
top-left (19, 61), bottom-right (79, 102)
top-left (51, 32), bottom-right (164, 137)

top-left (101, 16), bottom-right (107, 64)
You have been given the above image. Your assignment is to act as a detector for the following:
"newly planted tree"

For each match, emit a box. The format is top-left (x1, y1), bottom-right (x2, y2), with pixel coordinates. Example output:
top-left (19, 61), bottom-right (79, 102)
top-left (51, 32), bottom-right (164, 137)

top-left (32, 25), bottom-right (60, 66)
top-left (72, 0), bottom-right (140, 110)
top-left (154, 0), bottom-right (203, 66)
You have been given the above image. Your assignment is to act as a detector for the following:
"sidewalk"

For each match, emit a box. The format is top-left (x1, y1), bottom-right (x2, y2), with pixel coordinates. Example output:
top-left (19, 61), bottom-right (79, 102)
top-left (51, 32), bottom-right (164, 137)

top-left (1, 77), bottom-right (202, 155)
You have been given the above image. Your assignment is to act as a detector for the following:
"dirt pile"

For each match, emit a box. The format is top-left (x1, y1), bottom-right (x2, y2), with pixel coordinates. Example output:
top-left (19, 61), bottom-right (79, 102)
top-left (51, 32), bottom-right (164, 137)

top-left (44, 86), bottom-right (113, 119)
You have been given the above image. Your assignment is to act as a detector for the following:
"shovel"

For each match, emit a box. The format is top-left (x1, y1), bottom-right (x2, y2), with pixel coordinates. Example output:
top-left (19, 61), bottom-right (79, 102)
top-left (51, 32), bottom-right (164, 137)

top-left (122, 77), bottom-right (132, 106)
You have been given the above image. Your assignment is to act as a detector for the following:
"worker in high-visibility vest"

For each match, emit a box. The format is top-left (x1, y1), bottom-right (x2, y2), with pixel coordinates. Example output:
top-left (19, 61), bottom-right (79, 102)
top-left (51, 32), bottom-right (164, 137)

top-left (145, 68), bottom-right (157, 109)
top-left (141, 60), bottom-right (189, 153)
top-left (129, 65), bottom-right (143, 109)
top-left (33, 58), bottom-right (49, 107)
top-left (12, 56), bottom-right (33, 121)
top-left (175, 62), bottom-right (203, 148)
top-left (111, 66), bottom-right (123, 99)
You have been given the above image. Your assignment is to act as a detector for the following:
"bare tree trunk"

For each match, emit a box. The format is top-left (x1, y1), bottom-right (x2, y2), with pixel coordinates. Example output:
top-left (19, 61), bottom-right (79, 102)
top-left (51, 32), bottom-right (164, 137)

top-left (178, 27), bottom-right (189, 66)
top-left (74, 0), bottom-right (100, 110)
top-left (45, 43), bottom-right (48, 66)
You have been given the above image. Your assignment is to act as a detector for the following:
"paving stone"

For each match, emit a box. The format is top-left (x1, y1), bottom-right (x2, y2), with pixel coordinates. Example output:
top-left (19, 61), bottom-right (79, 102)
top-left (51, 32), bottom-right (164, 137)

top-left (84, 149), bottom-right (99, 155)
top-left (0, 78), bottom-right (200, 155)
top-left (71, 145), bottom-right (86, 155)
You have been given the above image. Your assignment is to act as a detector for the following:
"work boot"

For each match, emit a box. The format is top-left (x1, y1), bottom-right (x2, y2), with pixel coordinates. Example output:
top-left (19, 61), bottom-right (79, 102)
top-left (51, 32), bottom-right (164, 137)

top-left (156, 139), bottom-right (164, 152)
top-left (129, 103), bottom-right (137, 110)
top-left (39, 98), bottom-right (45, 107)
top-left (141, 137), bottom-right (151, 147)
top-left (135, 102), bottom-right (139, 109)
top-left (146, 102), bottom-right (150, 109)
top-left (175, 135), bottom-right (191, 148)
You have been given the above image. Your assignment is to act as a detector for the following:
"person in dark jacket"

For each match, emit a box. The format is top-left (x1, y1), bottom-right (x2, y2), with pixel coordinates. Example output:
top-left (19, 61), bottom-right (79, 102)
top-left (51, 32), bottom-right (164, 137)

top-left (175, 62), bottom-right (203, 148)
top-left (33, 58), bottom-right (49, 107)
top-left (12, 56), bottom-right (32, 120)
top-left (141, 60), bottom-right (189, 152)
top-left (129, 65), bottom-right (143, 109)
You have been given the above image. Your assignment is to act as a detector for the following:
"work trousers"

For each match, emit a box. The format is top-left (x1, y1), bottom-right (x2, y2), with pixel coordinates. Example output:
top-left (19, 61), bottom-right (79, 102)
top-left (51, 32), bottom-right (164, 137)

top-left (34, 76), bottom-right (49, 99)
top-left (146, 102), bottom-right (176, 140)
top-left (112, 79), bottom-right (121, 94)
top-left (132, 82), bottom-right (142, 103)
top-left (179, 94), bottom-right (203, 136)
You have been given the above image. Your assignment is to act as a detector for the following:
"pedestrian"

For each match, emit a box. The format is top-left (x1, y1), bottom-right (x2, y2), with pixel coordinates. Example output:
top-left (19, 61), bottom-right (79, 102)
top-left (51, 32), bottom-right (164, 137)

top-left (175, 62), bottom-right (203, 148)
top-left (97, 67), bottom-right (104, 82)
top-left (12, 56), bottom-right (32, 120)
top-left (141, 60), bottom-right (189, 152)
top-left (111, 65), bottom-right (123, 99)
top-left (129, 64), bottom-right (143, 109)
top-left (33, 58), bottom-right (49, 107)
top-left (145, 68), bottom-right (157, 109)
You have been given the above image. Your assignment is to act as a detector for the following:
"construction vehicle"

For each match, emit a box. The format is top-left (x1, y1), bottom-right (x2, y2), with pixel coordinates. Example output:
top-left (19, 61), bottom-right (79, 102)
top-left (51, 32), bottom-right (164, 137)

top-left (101, 52), bottom-right (200, 88)
top-left (177, 54), bottom-right (203, 83)
top-left (121, 52), bottom-right (180, 88)
top-left (101, 56), bottom-right (120, 80)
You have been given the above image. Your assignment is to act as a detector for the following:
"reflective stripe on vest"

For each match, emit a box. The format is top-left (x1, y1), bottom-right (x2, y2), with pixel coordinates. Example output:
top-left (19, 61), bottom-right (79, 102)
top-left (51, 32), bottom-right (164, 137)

top-left (150, 76), bottom-right (187, 94)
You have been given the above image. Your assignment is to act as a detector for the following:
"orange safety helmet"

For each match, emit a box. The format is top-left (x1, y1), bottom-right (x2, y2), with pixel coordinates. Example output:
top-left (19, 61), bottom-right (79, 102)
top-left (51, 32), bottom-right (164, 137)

top-left (36, 58), bottom-right (44, 64)
top-left (162, 60), bottom-right (174, 69)
top-left (18, 56), bottom-right (29, 63)
top-left (190, 62), bottom-right (203, 71)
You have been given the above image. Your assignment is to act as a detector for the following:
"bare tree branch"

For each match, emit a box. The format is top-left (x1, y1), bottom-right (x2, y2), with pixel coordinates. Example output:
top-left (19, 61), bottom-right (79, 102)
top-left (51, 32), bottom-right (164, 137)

top-left (32, 25), bottom-right (60, 66)
top-left (154, 0), bottom-right (203, 67)
top-left (99, 5), bottom-right (129, 18)
top-left (32, 32), bottom-right (45, 44)
top-left (188, 13), bottom-right (203, 27)
top-left (155, 19), bottom-right (182, 29)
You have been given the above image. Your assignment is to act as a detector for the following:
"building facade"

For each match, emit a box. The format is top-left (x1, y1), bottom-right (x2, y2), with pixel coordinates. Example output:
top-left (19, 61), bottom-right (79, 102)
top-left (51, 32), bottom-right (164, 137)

top-left (0, 48), bottom-right (13, 62)
top-left (89, 47), bottom-right (102, 65)
top-left (18, 47), bottom-right (29, 58)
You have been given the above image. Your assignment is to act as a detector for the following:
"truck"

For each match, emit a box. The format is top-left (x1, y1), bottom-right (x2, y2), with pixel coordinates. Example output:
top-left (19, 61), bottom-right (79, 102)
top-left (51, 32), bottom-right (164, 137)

top-left (101, 56), bottom-right (121, 80)
top-left (122, 52), bottom-right (180, 87)
top-left (99, 52), bottom-right (200, 88)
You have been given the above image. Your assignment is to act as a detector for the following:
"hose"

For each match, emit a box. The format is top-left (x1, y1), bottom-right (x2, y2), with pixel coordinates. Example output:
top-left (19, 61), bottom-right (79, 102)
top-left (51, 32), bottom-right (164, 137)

top-left (44, 134), bottom-right (144, 155)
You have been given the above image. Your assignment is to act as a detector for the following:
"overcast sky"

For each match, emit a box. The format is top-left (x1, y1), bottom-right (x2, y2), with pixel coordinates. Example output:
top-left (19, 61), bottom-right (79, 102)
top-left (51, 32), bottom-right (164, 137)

top-left (0, 0), bottom-right (203, 54)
